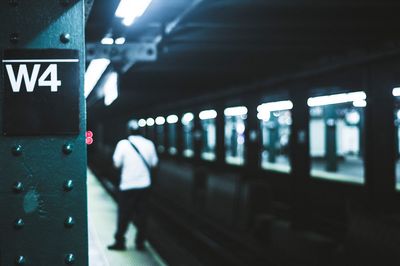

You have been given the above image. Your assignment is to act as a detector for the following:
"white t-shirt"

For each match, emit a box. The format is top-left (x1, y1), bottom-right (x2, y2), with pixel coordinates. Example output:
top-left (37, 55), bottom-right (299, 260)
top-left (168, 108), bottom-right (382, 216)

top-left (113, 135), bottom-right (158, 190)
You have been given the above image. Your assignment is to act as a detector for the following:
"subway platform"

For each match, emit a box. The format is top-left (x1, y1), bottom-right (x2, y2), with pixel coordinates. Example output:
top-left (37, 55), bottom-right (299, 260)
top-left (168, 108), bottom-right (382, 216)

top-left (87, 169), bottom-right (166, 266)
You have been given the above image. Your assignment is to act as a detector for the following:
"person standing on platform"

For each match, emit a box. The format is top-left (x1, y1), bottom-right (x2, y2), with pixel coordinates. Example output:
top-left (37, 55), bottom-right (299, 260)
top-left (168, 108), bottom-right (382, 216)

top-left (108, 119), bottom-right (158, 251)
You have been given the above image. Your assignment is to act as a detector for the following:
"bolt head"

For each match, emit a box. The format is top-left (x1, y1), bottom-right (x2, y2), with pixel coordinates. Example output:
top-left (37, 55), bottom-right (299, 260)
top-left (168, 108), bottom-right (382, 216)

top-left (63, 144), bottom-right (73, 155)
top-left (14, 218), bottom-right (24, 229)
top-left (64, 180), bottom-right (74, 191)
top-left (13, 181), bottom-right (24, 193)
top-left (65, 253), bottom-right (75, 264)
top-left (12, 145), bottom-right (22, 156)
top-left (64, 217), bottom-right (75, 228)
top-left (60, 33), bottom-right (71, 44)
top-left (15, 255), bottom-right (26, 265)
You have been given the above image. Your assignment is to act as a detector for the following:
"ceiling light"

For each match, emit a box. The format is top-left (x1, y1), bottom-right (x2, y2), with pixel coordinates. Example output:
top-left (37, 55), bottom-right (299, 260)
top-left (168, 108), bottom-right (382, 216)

top-left (257, 100), bottom-right (293, 113)
top-left (199, 110), bottom-right (217, 120)
top-left (115, 37), bottom-right (126, 45)
top-left (146, 118), bottom-right (154, 126)
top-left (224, 106), bottom-right (248, 117)
top-left (138, 119), bottom-right (146, 127)
top-left (104, 72), bottom-right (118, 106)
top-left (182, 112), bottom-right (194, 125)
top-left (155, 116), bottom-right (165, 125)
top-left (393, 87), bottom-right (400, 97)
top-left (115, 0), bottom-right (152, 26)
top-left (84, 58), bottom-right (110, 98)
top-left (101, 37), bottom-right (114, 45)
top-left (167, 115), bottom-right (178, 124)
top-left (307, 91), bottom-right (366, 107)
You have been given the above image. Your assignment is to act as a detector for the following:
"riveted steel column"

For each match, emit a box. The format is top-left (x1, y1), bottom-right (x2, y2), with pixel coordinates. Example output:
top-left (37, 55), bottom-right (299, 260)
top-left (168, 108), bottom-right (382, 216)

top-left (0, 1), bottom-right (87, 265)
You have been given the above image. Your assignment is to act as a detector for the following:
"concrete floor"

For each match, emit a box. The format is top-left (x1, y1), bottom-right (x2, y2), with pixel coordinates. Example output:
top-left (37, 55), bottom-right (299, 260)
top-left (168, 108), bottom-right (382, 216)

top-left (87, 169), bottom-right (166, 266)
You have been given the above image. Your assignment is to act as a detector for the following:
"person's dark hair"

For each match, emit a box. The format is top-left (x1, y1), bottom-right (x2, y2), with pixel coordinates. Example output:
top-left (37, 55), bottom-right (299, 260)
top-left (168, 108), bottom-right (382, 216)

top-left (127, 120), bottom-right (141, 136)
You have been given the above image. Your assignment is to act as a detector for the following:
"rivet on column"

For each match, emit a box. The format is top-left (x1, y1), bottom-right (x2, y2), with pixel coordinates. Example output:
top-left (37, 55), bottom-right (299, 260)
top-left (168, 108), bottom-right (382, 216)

top-left (64, 217), bottom-right (75, 228)
top-left (63, 144), bottom-right (73, 155)
top-left (14, 218), bottom-right (24, 229)
top-left (12, 145), bottom-right (23, 156)
top-left (64, 253), bottom-right (75, 264)
top-left (13, 181), bottom-right (24, 193)
top-left (64, 180), bottom-right (74, 191)
top-left (15, 255), bottom-right (26, 265)
top-left (60, 33), bottom-right (71, 44)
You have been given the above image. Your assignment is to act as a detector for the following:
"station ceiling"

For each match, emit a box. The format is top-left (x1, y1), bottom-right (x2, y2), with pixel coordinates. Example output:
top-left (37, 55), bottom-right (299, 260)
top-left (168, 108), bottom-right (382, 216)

top-left (86, 0), bottom-right (400, 116)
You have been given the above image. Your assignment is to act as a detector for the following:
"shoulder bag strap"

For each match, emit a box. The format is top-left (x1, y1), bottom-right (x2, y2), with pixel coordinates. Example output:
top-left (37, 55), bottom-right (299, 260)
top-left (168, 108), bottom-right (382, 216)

top-left (127, 139), bottom-right (152, 173)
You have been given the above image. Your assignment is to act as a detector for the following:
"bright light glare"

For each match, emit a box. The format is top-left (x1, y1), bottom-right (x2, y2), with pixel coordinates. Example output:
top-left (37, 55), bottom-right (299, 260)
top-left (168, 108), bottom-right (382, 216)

top-left (167, 115), bottom-right (179, 124)
top-left (307, 91), bottom-right (366, 107)
top-left (101, 37), bottom-right (114, 45)
top-left (353, 100), bottom-right (367, 108)
top-left (182, 112), bottom-right (194, 125)
top-left (393, 87), bottom-right (400, 97)
top-left (104, 72), bottom-right (118, 106)
top-left (199, 109), bottom-right (217, 120)
top-left (115, 0), bottom-right (152, 26)
top-left (257, 112), bottom-right (271, 121)
top-left (84, 58), bottom-right (110, 98)
top-left (155, 116), bottom-right (165, 125)
top-left (146, 118), bottom-right (155, 126)
top-left (224, 106), bottom-right (248, 117)
top-left (115, 37), bottom-right (126, 45)
top-left (257, 100), bottom-right (293, 113)
top-left (138, 119), bottom-right (146, 127)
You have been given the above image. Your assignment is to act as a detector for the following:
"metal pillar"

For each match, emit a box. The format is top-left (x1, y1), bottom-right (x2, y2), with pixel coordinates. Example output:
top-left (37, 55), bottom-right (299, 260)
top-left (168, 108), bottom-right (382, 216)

top-left (0, 1), bottom-right (87, 265)
top-left (268, 116), bottom-right (279, 164)
top-left (324, 105), bottom-right (338, 172)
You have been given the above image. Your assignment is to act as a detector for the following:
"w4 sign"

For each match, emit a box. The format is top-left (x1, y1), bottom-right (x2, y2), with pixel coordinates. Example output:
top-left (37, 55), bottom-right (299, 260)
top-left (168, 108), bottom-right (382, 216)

top-left (2, 49), bottom-right (80, 136)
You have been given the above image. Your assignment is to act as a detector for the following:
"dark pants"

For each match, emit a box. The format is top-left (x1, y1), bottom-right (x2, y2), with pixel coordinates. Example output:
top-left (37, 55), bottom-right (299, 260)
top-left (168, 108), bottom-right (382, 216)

top-left (114, 187), bottom-right (149, 246)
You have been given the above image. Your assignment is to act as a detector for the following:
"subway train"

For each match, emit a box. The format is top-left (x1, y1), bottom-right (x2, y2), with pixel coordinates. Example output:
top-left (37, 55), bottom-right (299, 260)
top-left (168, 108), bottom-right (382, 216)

top-left (2, 0), bottom-right (400, 265)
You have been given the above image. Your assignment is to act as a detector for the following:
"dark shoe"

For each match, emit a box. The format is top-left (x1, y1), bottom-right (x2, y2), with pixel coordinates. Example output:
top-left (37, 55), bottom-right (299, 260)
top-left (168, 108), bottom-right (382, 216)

top-left (135, 243), bottom-right (145, 251)
top-left (107, 243), bottom-right (126, 251)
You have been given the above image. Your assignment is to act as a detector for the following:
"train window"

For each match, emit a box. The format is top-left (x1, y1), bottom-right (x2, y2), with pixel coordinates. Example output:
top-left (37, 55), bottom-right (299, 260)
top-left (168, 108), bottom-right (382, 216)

top-left (167, 115), bottom-right (178, 155)
top-left (145, 118), bottom-right (155, 141)
top-left (138, 118), bottom-right (146, 135)
top-left (224, 106), bottom-right (247, 165)
top-left (393, 87), bottom-right (400, 191)
top-left (182, 112), bottom-right (194, 157)
top-left (308, 91), bottom-right (366, 184)
top-left (258, 101), bottom-right (293, 173)
top-left (155, 116), bottom-right (166, 153)
top-left (199, 109), bottom-right (217, 161)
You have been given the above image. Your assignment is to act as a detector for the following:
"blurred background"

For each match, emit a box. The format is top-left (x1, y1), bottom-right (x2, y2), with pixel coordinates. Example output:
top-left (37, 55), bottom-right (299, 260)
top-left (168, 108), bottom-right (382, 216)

top-left (84, 1), bottom-right (400, 265)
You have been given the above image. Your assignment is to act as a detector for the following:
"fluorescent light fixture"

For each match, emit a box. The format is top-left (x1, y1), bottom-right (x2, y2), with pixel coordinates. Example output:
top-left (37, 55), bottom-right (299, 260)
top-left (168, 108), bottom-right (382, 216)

top-left (101, 37), bottom-right (114, 45)
top-left (257, 100), bottom-right (293, 113)
top-left (155, 116), bottom-right (165, 125)
top-left (115, 0), bottom-right (152, 26)
top-left (393, 87), bottom-right (400, 97)
top-left (182, 112), bottom-right (194, 125)
top-left (307, 91), bottom-right (366, 107)
top-left (224, 106), bottom-right (248, 117)
top-left (167, 115), bottom-right (178, 124)
top-left (353, 100), bottom-right (367, 108)
top-left (104, 72), bottom-right (118, 106)
top-left (84, 58), bottom-right (110, 98)
top-left (115, 37), bottom-right (126, 45)
top-left (146, 118), bottom-right (154, 126)
top-left (199, 109), bottom-right (217, 120)
top-left (138, 119), bottom-right (146, 127)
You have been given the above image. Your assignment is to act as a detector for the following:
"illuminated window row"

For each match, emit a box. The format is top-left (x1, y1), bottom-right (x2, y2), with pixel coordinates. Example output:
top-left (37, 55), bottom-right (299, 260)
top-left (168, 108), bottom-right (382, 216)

top-left (137, 88), bottom-right (400, 190)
